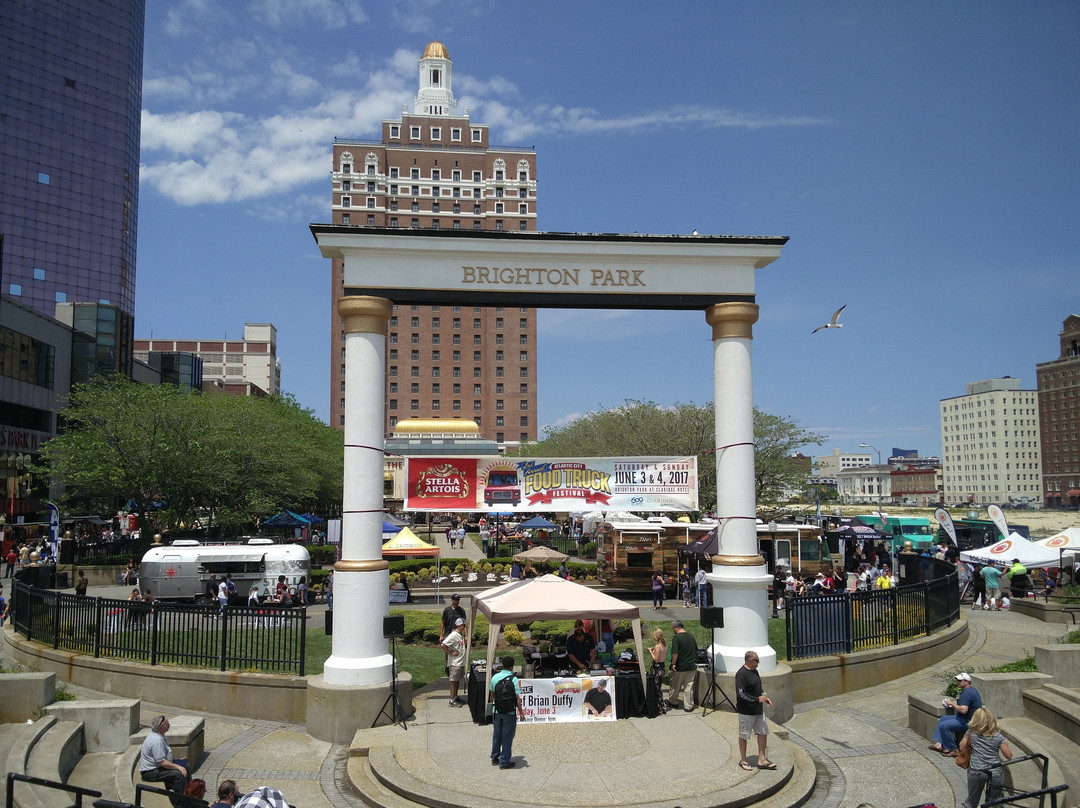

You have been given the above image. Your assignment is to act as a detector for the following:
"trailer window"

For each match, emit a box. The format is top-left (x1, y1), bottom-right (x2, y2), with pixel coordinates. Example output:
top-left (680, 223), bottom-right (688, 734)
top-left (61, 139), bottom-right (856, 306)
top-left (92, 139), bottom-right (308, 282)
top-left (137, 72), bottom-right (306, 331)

top-left (626, 551), bottom-right (653, 568)
top-left (799, 543), bottom-right (822, 562)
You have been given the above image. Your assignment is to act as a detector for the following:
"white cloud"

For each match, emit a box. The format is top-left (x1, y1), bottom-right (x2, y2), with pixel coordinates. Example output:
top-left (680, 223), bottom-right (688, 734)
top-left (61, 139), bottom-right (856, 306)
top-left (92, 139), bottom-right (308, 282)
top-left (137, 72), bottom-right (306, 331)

top-left (249, 0), bottom-right (369, 30)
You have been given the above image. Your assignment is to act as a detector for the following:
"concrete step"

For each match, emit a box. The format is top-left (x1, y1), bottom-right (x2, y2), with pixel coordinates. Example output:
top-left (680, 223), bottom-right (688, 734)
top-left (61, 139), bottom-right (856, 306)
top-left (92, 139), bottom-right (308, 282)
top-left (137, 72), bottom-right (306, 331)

top-left (356, 735), bottom-right (813, 808)
top-left (1041, 682), bottom-right (1080, 706)
top-left (1022, 686), bottom-right (1080, 758)
top-left (999, 716), bottom-right (1078, 797)
top-left (67, 751), bottom-right (127, 802)
top-left (5, 716), bottom-right (56, 780)
top-left (26, 720), bottom-right (84, 784)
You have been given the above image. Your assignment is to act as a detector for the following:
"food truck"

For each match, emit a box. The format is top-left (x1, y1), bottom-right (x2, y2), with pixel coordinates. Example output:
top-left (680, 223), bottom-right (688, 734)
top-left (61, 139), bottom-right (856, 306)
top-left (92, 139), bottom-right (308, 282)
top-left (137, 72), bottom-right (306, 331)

top-left (857, 514), bottom-right (936, 550)
top-left (598, 519), bottom-right (834, 591)
top-left (595, 520), bottom-right (716, 591)
top-left (139, 538), bottom-right (311, 603)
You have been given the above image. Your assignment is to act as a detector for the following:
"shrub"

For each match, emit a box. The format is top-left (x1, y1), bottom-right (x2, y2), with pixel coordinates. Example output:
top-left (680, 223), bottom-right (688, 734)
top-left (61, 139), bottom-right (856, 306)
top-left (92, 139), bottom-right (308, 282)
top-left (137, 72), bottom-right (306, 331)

top-left (580, 542), bottom-right (597, 559)
top-left (1064, 627), bottom-right (1080, 644)
top-left (503, 625), bottom-right (525, 645)
top-left (528, 620), bottom-right (577, 643)
top-left (54, 685), bottom-right (76, 702)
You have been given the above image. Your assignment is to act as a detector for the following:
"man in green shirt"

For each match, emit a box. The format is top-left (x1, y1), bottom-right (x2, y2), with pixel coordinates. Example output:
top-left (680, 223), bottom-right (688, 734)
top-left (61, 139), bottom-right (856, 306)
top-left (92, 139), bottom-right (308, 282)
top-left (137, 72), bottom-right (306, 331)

top-left (666, 619), bottom-right (699, 712)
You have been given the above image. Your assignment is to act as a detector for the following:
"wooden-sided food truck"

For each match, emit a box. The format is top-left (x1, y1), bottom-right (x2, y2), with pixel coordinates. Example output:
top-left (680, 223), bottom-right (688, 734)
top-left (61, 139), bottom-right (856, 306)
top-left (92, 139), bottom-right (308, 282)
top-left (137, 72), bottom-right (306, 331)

top-left (595, 521), bottom-right (715, 591)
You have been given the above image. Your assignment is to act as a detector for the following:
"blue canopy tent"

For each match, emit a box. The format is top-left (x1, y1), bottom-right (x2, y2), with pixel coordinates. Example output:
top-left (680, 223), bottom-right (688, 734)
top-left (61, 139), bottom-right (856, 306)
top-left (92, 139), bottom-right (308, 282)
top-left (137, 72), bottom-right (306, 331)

top-left (262, 511), bottom-right (312, 528)
top-left (518, 516), bottom-right (559, 531)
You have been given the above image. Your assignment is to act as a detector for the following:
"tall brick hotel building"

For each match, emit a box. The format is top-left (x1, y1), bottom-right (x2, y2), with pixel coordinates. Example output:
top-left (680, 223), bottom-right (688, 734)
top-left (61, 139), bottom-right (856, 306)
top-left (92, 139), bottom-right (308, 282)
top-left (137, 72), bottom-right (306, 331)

top-left (329, 42), bottom-right (538, 449)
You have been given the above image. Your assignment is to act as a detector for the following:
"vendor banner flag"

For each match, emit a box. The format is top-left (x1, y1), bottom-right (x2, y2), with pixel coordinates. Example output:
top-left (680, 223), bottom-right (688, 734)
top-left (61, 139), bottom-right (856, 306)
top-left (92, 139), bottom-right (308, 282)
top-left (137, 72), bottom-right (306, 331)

top-left (404, 456), bottom-right (698, 512)
top-left (517, 675), bottom-right (617, 723)
top-left (933, 508), bottom-right (957, 545)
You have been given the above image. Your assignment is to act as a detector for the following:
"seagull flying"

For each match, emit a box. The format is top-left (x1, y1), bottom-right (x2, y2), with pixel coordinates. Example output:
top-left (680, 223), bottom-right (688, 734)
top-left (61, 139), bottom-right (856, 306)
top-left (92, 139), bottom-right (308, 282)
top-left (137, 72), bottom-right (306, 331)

top-left (812, 305), bottom-right (846, 334)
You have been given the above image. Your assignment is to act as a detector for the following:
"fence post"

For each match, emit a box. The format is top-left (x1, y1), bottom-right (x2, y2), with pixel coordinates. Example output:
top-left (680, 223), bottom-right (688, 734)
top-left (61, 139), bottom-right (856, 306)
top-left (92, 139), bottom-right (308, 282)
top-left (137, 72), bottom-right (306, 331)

top-left (299, 606), bottom-right (307, 676)
top-left (891, 589), bottom-right (900, 647)
top-left (150, 604), bottom-right (159, 666)
top-left (220, 607), bottom-right (228, 672)
top-left (94, 597), bottom-right (104, 658)
top-left (923, 581), bottom-right (932, 638)
top-left (53, 591), bottom-right (62, 650)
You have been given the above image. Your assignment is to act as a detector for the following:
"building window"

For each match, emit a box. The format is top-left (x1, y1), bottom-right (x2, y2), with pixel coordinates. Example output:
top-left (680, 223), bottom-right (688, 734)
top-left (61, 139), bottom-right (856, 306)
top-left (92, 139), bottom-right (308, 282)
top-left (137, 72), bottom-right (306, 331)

top-left (451, 129), bottom-right (461, 142)
top-left (390, 217), bottom-right (398, 227)
top-left (453, 220), bottom-right (461, 229)
top-left (432, 367), bottom-right (440, 377)
top-left (367, 181), bottom-right (375, 191)
top-left (520, 400), bottom-right (529, 410)
top-left (520, 351), bottom-right (528, 361)
top-left (389, 399), bottom-right (397, 410)
top-left (496, 350), bottom-right (504, 361)
top-left (390, 167), bottom-right (399, 178)
top-left (411, 218), bottom-right (419, 228)
top-left (473, 351), bottom-right (482, 361)
top-left (411, 350), bottom-right (419, 360)
top-left (410, 126), bottom-right (420, 139)
top-left (452, 169), bottom-right (461, 181)
top-left (452, 189), bottom-right (460, 199)
top-left (496, 366), bottom-right (504, 377)
top-left (520, 367), bottom-right (528, 377)
top-left (389, 349), bottom-right (398, 360)
top-left (453, 351), bottom-right (461, 361)
top-left (519, 220), bottom-right (527, 231)
top-left (496, 400), bottom-right (504, 411)
top-left (411, 168), bottom-right (420, 179)
top-left (367, 215), bottom-right (375, 225)
top-left (453, 400), bottom-right (461, 410)
top-left (473, 221), bottom-right (482, 229)
top-left (452, 334), bottom-right (461, 345)
top-left (473, 335), bottom-right (482, 346)
top-left (520, 383), bottom-right (528, 393)
top-left (432, 400), bottom-right (440, 410)
top-left (411, 400), bottom-right (419, 410)
top-left (431, 127), bottom-right (441, 140)
top-left (496, 383), bottom-right (504, 394)
top-left (432, 169), bottom-right (441, 181)
top-left (432, 350), bottom-right (440, 361)
top-left (521, 416), bottom-right (528, 426)
top-left (473, 204), bottom-right (481, 214)
top-left (432, 201), bottom-right (440, 212)
top-left (341, 214), bottom-right (350, 224)
top-left (472, 171), bottom-right (482, 182)
top-left (496, 220), bottom-right (504, 230)
top-left (495, 188), bottom-right (504, 198)
top-left (495, 169), bottom-right (504, 181)
top-left (453, 367), bottom-right (461, 378)
top-left (342, 180), bottom-right (351, 191)
top-left (389, 366), bottom-right (397, 376)
top-left (473, 400), bottom-right (482, 410)
top-left (474, 367), bottom-right (482, 378)
top-left (519, 203), bottom-right (528, 214)
top-left (495, 334), bottom-right (503, 344)
top-left (367, 197), bottom-right (375, 208)
top-left (495, 203), bottom-right (504, 214)
top-left (341, 196), bottom-right (350, 207)
top-left (472, 129), bottom-right (482, 142)
top-left (341, 162), bottom-right (352, 174)
top-left (411, 366), bottom-right (419, 377)
top-left (390, 200), bottom-right (398, 211)
top-left (390, 125), bottom-right (399, 139)
top-left (432, 219), bottom-right (440, 229)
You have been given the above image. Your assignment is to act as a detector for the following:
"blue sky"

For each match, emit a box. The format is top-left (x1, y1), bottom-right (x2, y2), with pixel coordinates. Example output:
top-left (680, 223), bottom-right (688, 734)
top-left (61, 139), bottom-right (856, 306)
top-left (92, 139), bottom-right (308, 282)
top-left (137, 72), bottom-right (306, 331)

top-left (135, 0), bottom-right (1080, 460)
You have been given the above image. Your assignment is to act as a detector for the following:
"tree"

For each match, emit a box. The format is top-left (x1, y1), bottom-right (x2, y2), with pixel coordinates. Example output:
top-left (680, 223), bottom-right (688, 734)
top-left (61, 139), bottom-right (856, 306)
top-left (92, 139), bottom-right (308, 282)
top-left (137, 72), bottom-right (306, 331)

top-left (511, 399), bottom-right (825, 512)
top-left (752, 409), bottom-right (826, 504)
top-left (37, 375), bottom-right (342, 534)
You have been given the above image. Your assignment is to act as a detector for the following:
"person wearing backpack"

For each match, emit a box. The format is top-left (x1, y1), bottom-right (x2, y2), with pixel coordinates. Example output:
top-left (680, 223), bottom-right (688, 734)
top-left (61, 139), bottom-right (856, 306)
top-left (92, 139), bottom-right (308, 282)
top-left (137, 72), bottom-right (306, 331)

top-left (489, 655), bottom-right (525, 769)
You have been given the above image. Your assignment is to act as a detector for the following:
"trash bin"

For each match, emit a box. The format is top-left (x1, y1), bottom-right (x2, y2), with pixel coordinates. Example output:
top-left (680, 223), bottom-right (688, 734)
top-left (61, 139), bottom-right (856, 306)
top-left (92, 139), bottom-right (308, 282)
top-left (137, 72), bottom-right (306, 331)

top-left (324, 609), bottom-right (333, 635)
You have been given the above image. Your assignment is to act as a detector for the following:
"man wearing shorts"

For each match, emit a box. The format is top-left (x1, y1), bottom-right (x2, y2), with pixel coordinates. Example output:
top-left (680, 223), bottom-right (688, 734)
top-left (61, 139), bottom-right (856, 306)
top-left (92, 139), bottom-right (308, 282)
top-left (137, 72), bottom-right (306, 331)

top-left (981, 563), bottom-right (1002, 609)
top-left (441, 617), bottom-right (468, 707)
top-left (734, 650), bottom-right (775, 770)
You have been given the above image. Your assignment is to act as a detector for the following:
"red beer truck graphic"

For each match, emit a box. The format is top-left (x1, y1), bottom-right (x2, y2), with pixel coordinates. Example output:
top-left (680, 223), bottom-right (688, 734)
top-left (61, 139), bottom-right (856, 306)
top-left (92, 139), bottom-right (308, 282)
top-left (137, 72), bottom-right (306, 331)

top-left (484, 465), bottom-right (522, 507)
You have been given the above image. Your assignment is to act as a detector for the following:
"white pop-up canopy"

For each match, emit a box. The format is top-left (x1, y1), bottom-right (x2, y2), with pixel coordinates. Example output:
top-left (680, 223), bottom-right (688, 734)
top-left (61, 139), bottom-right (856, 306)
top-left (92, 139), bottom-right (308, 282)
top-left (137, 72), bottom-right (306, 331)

top-left (1034, 527), bottom-right (1080, 553)
top-left (467, 574), bottom-right (648, 688)
top-left (959, 532), bottom-right (1065, 569)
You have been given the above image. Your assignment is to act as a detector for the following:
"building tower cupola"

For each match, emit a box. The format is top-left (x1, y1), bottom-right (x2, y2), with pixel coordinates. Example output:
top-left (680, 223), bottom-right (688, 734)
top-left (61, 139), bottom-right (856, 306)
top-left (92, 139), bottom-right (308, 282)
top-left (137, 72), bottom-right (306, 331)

top-left (414, 40), bottom-right (457, 116)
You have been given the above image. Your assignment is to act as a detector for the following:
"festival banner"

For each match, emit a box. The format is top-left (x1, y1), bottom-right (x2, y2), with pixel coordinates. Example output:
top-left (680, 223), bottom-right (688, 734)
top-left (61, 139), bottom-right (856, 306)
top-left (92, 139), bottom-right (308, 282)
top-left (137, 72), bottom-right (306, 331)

top-left (403, 456), bottom-right (698, 512)
top-left (933, 508), bottom-right (957, 545)
top-left (517, 675), bottom-right (617, 723)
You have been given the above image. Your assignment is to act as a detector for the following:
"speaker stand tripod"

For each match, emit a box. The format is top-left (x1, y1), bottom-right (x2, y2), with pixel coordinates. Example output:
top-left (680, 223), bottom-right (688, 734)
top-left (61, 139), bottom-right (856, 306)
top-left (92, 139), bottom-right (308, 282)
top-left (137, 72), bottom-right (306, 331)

top-left (373, 636), bottom-right (408, 730)
top-left (701, 625), bottom-right (735, 716)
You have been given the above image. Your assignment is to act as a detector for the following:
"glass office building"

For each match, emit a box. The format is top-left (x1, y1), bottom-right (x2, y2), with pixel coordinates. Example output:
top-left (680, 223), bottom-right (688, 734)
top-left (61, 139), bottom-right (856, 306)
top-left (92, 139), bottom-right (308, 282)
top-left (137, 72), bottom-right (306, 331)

top-left (1, 0), bottom-right (145, 320)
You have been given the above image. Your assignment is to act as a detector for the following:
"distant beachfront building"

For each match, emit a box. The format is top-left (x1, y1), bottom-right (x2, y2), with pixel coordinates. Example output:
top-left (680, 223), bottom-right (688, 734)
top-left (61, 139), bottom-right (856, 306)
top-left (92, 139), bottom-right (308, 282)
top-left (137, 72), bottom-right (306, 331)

top-left (134, 323), bottom-right (280, 396)
top-left (939, 377), bottom-right (1042, 507)
top-left (327, 41), bottom-right (538, 450)
top-left (815, 448), bottom-right (873, 478)
top-left (1036, 314), bottom-right (1080, 508)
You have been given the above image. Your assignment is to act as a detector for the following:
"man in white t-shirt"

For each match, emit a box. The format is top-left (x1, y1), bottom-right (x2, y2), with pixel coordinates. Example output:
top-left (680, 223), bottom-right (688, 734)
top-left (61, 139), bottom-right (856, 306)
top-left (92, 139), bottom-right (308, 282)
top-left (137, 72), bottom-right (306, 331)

top-left (440, 617), bottom-right (468, 707)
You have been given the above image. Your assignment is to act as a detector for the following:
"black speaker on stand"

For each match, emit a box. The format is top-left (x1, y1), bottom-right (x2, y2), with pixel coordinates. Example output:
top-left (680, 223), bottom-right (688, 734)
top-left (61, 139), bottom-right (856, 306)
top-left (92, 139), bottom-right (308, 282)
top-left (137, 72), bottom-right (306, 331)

top-left (699, 606), bottom-right (735, 715)
top-left (373, 615), bottom-right (408, 730)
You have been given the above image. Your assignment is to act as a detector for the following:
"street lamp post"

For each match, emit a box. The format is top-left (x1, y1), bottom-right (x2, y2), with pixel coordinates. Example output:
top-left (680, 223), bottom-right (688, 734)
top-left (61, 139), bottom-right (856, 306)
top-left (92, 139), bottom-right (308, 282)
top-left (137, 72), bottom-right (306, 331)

top-left (769, 520), bottom-right (779, 619)
top-left (859, 442), bottom-right (883, 513)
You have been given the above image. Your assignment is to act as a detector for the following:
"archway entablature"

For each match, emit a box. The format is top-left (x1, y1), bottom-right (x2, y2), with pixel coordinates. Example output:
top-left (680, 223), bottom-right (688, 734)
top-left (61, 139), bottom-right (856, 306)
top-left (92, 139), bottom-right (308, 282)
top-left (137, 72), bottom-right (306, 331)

top-left (311, 225), bottom-right (788, 310)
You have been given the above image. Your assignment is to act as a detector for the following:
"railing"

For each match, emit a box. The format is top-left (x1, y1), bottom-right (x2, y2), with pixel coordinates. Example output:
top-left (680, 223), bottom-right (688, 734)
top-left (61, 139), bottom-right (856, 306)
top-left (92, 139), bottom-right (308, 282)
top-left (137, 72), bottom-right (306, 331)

top-left (6, 773), bottom-right (101, 808)
top-left (11, 581), bottom-right (306, 675)
top-left (983, 752), bottom-right (1069, 808)
top-left (785, 567), bottom-right (960, 660)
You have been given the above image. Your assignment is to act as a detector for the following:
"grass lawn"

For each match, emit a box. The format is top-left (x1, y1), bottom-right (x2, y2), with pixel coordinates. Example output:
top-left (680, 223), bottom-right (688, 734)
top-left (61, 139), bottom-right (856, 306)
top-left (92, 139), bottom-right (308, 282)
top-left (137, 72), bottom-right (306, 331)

top-left (303, 616), bottom-right (790, 686)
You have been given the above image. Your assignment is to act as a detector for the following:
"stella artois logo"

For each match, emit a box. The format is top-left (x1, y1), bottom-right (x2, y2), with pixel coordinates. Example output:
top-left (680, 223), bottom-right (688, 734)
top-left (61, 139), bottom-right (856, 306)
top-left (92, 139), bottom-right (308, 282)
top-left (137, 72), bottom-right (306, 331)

top-left (415, 464), bottom-right (470, 499)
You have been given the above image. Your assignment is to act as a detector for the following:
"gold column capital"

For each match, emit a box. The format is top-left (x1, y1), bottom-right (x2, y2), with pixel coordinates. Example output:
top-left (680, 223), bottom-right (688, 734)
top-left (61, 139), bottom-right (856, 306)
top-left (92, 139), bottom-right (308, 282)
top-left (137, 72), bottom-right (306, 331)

top-left (705, 301), bottom-right (759, 340)
top-left (335, 559), bottom-right (390, 572)
top-left (339, 296), bottom-right (393, 334)
top-left (711, 554), bottom-right (766, 567)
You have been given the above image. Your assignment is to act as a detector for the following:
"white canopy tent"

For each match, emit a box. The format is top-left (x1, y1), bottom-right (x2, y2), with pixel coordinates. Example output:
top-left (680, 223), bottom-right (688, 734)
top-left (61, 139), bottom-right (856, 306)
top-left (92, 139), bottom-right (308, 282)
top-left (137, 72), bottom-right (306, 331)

top-left (1034, 528), bottom-right (1080, 581)
top-left (959, 532), bottom-right (1064, 568)
top-left (467, 574), bottom-right (648, 688)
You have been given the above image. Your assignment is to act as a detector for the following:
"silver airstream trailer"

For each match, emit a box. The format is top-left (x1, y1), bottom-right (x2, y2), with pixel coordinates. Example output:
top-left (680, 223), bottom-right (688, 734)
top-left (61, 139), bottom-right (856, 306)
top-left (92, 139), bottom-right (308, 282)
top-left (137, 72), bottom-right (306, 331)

top-left (139, 539), bottom-right (311, 603)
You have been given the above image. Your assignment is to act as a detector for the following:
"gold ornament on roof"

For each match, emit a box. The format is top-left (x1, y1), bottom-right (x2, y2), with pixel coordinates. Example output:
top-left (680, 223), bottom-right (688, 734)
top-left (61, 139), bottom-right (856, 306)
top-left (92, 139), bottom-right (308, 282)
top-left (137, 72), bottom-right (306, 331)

top-left (422, 41), bottom-right (449, 59)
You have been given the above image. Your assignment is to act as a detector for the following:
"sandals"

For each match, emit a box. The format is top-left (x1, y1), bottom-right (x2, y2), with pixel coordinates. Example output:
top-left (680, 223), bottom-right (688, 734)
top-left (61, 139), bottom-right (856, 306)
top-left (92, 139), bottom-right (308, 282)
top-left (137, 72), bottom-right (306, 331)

top-left (928, 744), bottom-right (944, 752)
top-left (758, 761), bottom-right (778, 770)
top-left (738, 761), bottom-right (754, 771)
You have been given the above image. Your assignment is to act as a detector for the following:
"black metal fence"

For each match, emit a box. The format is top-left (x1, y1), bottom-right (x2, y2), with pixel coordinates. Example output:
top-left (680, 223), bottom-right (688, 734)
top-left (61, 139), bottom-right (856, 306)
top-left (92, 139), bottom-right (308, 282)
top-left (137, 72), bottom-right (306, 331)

top-left (785, 566), bottom-right (960, 660)
top-left (11, 581), bottom-right (307, 675)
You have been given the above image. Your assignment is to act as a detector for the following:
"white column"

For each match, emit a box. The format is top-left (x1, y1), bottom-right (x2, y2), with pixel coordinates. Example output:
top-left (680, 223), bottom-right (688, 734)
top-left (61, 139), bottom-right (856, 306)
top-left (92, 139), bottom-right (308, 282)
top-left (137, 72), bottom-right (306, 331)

top-left (324, 296), bottom-right (394, 685)
top-left (705, 302), bottom-right (776, 672)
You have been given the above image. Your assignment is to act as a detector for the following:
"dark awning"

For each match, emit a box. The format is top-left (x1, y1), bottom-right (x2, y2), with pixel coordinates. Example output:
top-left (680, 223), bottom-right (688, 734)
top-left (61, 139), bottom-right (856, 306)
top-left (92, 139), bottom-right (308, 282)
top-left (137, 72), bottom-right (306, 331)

top-left (681, 528), bottom-right (717, 557)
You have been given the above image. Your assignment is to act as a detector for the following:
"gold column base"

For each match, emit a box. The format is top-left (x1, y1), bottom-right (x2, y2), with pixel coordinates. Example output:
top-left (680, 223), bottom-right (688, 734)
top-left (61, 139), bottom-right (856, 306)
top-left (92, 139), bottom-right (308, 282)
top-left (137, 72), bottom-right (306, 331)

top-left (335, 559), bottom-right (390, 572)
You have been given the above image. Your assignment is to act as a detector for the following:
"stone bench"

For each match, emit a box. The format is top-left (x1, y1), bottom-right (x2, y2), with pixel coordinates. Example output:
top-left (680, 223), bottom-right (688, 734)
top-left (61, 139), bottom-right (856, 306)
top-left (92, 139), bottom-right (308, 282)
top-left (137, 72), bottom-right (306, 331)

top-left (45, 698), bottom-right (140, 752)
top-left (0, 673), bottom-right (55, 723)
top-left (908, 690), bottom-right (952, 742)
top-left (131, 715), bottom-right (205, 773)
top-left (970, 672), bottom-right (1052, 718)
top-left (1035, 643), bottom-right (1080, 688)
